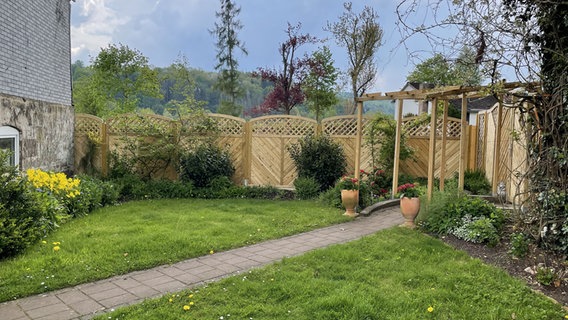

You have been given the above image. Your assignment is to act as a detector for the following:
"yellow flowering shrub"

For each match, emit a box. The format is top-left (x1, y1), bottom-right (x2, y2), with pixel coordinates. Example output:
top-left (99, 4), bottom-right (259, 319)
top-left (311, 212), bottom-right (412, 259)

top-left (26, 168), bottom-right (81, 199)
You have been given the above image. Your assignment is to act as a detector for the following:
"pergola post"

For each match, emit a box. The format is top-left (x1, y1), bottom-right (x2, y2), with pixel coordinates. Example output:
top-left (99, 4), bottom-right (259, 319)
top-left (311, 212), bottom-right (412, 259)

top-left (492, 97), bottom-right (503, 195)
top-left (458, 94), bottom-right (468, 191)
top-left (439, 100), bottom-right (448, 191)
top-left (354, 100), bottom-right (364, 181)
top-left (427, 98), bottom-right (438, 202)
top-left (391, 99), bottom-right (404, 198)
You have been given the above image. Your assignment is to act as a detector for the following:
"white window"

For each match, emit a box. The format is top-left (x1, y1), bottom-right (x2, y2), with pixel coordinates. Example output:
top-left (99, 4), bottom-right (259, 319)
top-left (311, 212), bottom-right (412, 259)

top-left (0, 126), bottom-right (20, 166)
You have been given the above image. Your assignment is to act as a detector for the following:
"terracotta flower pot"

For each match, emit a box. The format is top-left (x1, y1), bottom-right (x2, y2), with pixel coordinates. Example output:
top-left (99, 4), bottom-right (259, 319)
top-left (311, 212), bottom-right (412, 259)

top-left (341, 189), bottom-right (359, 217)
top-left (400, 197), bottom-right (420, 228)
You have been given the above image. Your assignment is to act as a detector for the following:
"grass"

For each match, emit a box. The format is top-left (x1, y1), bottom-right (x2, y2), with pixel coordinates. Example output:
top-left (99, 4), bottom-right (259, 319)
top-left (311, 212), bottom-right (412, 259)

top-left (0, 198), bottom-right (349, 302)
top-left (97, 228), bottom-right (566, 320)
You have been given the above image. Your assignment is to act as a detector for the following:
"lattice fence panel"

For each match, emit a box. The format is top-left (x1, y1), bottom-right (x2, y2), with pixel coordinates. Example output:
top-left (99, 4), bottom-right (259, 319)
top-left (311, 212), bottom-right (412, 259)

top-left (211, 114), bottom-right (246, 136)
top-left (250, 116), bottom-right (317, 137)
top-left (402, 117), bottom-right (462, 138)
top-left (107, 114), bottom-right (175, 135)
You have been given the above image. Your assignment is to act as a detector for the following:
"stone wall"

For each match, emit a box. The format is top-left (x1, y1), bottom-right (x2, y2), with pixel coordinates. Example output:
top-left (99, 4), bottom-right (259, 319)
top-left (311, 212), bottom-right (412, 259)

top-left (1, 94), bottom-right (74, 172)
top-left (0, 0), bottom-right (72, 105)
top-left (0, 0), bottom-right (74, 172)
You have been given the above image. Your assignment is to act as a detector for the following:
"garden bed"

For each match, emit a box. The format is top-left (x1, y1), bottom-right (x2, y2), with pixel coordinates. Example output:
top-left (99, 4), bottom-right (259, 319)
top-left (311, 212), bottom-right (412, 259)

top-left (439, 225), bottom-right (567, 308)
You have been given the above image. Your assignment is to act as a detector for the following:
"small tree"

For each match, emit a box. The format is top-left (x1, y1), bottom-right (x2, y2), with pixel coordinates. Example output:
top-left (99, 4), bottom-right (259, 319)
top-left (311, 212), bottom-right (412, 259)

top-left (303, 46), bottom-right (339, 122)
top-left (326, 2), bottom-right (383, 114)
top-left (251, 23), bottom-right (319, 116)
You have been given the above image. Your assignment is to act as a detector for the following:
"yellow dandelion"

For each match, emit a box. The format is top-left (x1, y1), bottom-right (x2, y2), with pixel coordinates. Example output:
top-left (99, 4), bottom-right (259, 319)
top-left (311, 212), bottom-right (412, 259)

top-left (427, 306), bottom-right (434, 313)
top-left (168, 298), bottom-right (173, 303)
top-left (188, 294), bottom-right (193, 298)
top-left (53, 246), bottom-right (60, 252)
top-left (189, 301), bottom-right (194, 306)
top-left (209, 250), bottom-right (214, 254)
top-left (183, 305), bottom-right (190, 311)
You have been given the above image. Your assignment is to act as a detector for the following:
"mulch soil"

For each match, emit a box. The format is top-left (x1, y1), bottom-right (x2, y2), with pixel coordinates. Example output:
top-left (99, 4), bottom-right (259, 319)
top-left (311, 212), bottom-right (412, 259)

top-left (437, 224), bottom-right (567, 309)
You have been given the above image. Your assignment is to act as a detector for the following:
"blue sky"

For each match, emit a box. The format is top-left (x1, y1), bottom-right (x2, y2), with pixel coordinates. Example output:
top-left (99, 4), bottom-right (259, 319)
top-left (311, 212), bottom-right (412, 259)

top-left (70, 0), bottom-right (428, 93)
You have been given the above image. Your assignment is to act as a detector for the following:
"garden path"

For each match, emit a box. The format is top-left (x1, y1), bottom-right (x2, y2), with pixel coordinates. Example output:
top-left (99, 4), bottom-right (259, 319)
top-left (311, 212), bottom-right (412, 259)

top-left (0, 206), bottom-right (403, 320)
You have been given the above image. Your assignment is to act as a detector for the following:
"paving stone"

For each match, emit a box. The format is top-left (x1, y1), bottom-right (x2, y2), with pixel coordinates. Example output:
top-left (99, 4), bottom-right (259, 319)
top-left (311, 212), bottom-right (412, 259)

top-left (88, 287), bottom-right (129, 301)
top-left (35, 308), bottom-right (79, 320)
top-left (158, 266), bottom-right (186, 277)
top-left (125, 285), bottom-right (160, 299)
top-left (18, 295), bottom-right (60, 312)
top-left (67, 299), bottom-right (104, 315)
top-left (98, 292), bottom-right (138, 308)
top-left (25, 303), bottom-right (69, 319)
top-left (137, 275), bottom-right (175, 288)
top-left (152, 280), bottom-right (186, 293)
top-left (79, 282), bottom-right (119, 296)
top-left (56, 290), bottom-right (90, 305)
top-left (0, 302), bottom-right (27, 320)
top-left (112, 277), bottom-right (142, 290)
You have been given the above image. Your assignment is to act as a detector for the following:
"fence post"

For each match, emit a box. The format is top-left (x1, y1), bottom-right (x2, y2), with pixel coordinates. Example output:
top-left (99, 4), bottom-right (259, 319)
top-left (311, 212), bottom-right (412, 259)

top-left (101, 121), bottom-right (109, 177)
top-left (244, 121), bottom-right (252, 185)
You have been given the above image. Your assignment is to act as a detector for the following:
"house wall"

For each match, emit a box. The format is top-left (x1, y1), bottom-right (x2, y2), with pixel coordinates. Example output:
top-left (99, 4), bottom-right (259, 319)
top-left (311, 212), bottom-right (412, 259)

top-left (0, 0), bottom-right (74, 172)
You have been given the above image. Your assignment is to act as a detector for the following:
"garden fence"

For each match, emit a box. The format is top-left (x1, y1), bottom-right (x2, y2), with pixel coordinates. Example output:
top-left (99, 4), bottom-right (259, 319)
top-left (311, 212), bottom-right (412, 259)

top-left (74, 113), bottom-right (477, 188)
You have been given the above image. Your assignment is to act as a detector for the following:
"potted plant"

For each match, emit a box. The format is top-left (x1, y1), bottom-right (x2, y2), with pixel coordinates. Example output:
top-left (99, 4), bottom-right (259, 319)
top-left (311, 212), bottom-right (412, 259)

top-left (397, 183), bottom-right (422, 228)
top-left (337, 175), bottom-right (359, 217)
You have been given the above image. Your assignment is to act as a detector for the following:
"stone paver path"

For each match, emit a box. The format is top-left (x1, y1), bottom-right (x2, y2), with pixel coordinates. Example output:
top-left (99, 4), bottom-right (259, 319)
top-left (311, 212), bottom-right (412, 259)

top-left (0, 206), bottom-right (403, 320)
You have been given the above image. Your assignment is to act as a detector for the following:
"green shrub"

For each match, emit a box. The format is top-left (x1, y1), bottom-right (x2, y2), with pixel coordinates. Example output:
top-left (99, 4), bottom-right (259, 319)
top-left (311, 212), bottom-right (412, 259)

top-left (509, 232), bottom-right (530, 258)
top-left (463, 169), bottom-right (491, 195)
top-left (320, 183), bottom-right (343, 209)
top-left (288, 134), bottom-right (347, 191)
top-left (112, 173), bottom-right (148, 201)
top-left (423, 195), bottom-right (505, 241)
top-left (294, 177), bottom-right (321, 200)
top-left (450, 216), bottom-right (500, 246)
top-left (0, 151), bottom-right (61, 258)
top-left (144, 179), bottom-right (194, 199)
top-left (180, 144), bottom-right (235, 188)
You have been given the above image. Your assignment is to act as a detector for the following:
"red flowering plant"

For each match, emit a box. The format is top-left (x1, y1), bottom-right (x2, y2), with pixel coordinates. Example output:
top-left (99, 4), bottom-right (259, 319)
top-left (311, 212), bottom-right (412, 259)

top-left (337, 175), bottom-right (359, 190)
top-left (397, 183), bottom-right (422, 198)
top-left (360, 167), bottom-right (391, 198)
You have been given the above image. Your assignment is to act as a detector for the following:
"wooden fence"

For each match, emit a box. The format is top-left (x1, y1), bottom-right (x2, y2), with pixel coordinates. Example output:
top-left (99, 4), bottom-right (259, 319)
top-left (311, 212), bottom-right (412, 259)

top-left (74, 113), bottom-right (475, 188)
top-left (475, 103), bottom-right (529, 202)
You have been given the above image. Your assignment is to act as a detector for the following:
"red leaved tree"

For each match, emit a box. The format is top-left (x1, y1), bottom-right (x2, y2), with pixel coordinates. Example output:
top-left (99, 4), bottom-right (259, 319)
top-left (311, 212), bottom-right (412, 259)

top-left (249, 23), bottom-right (320, 116)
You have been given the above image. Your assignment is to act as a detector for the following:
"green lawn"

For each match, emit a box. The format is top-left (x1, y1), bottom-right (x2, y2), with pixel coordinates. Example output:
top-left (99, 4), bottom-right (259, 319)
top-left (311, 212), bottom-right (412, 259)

top-left (98, 228), bottom-right (566, 320)
top-left (0, 198), bottom-right (349, 302)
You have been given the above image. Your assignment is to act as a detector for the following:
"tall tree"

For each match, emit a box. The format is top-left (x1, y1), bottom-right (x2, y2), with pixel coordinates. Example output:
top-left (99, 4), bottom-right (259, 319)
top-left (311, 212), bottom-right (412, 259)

top-left (251, 23), bottom-right (319, 116)
top-left (407, 48), bottom-right (483, 86)
top-left (82, 43), bottom-right (161, 117)
top-left (303, 46), bottom-right (339, 122)
top-left (211, 0), bottom-right (248, 117)
top-left (326, 2), bottom-right (383, 114)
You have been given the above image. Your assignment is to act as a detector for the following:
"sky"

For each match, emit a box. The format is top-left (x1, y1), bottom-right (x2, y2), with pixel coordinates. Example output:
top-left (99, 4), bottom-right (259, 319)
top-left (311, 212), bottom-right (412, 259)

top-left (70, 0), bottom-right (430, 93)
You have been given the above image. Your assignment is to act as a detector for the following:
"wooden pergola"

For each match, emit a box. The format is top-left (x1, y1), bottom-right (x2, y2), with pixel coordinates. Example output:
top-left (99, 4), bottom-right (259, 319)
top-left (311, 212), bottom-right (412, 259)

top-left (352, 82), bottom-right (540, 201)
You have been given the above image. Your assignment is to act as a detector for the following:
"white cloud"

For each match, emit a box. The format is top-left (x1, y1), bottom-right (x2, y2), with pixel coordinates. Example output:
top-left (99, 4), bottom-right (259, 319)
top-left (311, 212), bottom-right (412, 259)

top-left (70, 0), bottom-right (129, 62)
